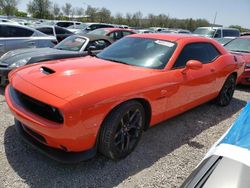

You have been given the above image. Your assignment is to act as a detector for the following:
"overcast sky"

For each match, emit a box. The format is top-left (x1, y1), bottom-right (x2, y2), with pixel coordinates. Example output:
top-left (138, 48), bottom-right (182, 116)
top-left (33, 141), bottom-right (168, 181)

top-left (19, 0), bottom-right (250, 28)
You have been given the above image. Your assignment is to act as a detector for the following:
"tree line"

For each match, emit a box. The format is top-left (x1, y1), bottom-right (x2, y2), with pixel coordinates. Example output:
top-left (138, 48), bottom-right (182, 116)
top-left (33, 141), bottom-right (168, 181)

top-left (0, 0), bottom-right (249, 32)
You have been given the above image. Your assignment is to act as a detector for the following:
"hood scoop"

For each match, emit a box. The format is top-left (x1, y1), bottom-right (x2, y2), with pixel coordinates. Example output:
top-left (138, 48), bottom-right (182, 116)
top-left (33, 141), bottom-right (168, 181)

top-left (40, 66), bottom-right (55, 75)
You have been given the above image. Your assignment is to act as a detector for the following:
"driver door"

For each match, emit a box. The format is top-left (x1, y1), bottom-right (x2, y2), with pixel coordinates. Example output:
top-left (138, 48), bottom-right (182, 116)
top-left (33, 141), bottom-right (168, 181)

top-left (164, 42), bottom-right (220, 117)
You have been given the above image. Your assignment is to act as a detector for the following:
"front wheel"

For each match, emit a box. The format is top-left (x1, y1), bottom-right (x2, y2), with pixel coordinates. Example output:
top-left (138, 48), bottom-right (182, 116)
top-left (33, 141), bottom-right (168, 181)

top-left (98, 101), bottom-right (145, 160)
top-left (216, 75), bottom-right (236, 106)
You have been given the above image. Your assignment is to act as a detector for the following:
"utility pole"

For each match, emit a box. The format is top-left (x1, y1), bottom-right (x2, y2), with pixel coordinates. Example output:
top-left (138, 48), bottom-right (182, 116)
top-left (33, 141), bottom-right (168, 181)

top-left (212, 12), bottom-right (217, 28)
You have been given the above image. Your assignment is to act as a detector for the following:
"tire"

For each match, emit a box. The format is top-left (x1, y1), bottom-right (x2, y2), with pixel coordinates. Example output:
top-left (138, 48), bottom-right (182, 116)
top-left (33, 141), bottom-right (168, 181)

top-left (98, 101), bottom-right (145, 160)
top-left (216, 75), bottom-right (236, 106)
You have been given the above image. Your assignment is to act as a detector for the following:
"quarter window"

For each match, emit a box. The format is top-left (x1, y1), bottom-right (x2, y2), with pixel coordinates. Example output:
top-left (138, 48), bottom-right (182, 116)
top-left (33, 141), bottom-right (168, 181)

top-left (123, 31), bottom-right (134, 36)
top-left (55, 27), bottom-right (72, 35)
top-left (173, 43), bottom-right (220, 68)
top-left (37, 27), bottom-right (54, 36)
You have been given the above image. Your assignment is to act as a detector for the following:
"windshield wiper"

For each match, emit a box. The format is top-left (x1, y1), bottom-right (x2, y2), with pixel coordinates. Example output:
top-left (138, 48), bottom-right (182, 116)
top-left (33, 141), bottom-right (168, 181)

top-left (99, 57), bottom-right (130, 65)
top-left (230, 50), bottom-right (250, 53)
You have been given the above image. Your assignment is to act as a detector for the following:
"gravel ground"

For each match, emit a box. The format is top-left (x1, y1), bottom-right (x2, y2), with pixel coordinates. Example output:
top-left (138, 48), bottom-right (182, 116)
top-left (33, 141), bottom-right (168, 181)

top-left (0, 86), bottom-right (249, 188)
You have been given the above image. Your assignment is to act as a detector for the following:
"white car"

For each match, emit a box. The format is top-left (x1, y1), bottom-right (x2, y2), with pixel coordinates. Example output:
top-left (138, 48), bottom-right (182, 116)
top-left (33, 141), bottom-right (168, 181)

top-left (182, 102), bottom-right (250, 188)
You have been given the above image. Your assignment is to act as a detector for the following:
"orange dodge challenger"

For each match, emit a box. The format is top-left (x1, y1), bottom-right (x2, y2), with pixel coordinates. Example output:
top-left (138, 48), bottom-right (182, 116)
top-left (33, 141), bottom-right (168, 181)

top-left (5, 34), bottom-right (245, 162)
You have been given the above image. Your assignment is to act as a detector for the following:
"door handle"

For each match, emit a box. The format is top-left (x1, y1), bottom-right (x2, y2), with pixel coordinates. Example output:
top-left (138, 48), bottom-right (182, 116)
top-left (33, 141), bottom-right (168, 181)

top-left (210, 68), bottom-right (215, 72)
top-left (28, 42), bottom-right (35, 45)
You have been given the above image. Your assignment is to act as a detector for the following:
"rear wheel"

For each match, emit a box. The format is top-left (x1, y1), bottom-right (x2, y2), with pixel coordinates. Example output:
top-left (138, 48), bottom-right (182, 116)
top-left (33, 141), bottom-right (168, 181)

top-left (216, 75), bottom-right (236, 106)
top-left (98, 101), bottom-right (145, 160)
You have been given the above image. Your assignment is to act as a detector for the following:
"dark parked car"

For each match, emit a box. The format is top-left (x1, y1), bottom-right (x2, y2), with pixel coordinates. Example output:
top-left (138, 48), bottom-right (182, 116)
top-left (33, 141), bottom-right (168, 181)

top-left (89, 28), bottom-right (136, 41)
top-left (55, 21), bottom-right (82, 28)
top-left (0, 34), bottom-right (113, 86)
top-left (0, 23), bottom-right (57, 56)
top-left (67, 23), bottom-right (114, 34)
top-left (36, 26), bottom-right (73, 43)
top-left (182, 102), bottom-right (250, 188)
top-left (193, 27), bottom-right (240, 39)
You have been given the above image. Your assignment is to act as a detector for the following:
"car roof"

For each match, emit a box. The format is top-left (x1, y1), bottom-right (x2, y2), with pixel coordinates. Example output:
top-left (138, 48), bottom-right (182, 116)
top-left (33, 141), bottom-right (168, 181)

top-left (95, 27), bottom-right (134, 32)
top-left (76, 34), bottom-right (114, 42)
top-left (128, 33), bottom-right (206, 42)
top-left (197, 27), bottom-right (239, 31)
top-left (0, 22), bottom-right (37, 30)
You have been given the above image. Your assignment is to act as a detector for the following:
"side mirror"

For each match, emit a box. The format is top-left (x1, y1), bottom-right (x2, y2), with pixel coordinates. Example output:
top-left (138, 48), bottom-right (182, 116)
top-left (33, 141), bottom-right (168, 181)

top-left (182, 60), bottom-right (203, 75)
top-left (87, 46), bottom-right (97, 56)
top-left (86, 27), bottom-right (91, 31)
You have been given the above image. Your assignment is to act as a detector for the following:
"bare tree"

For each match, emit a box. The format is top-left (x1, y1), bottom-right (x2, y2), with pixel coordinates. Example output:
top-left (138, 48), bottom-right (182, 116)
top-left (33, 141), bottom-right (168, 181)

top-left (85, 5), bottom-right (98, 22)
top-left (53, 3), bottom-right (60, 18)
top-left (97, 7), bottom-right (111, 23)
top-left (62, 3), bottom-right (72, 18)
top-left (76, 7), bottom-right (84, 17)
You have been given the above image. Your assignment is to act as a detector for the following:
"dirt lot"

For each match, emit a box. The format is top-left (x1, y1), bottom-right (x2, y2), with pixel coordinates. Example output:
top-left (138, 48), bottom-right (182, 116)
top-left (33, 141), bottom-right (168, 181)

top-left (0, 86), bottom-right (249, 188)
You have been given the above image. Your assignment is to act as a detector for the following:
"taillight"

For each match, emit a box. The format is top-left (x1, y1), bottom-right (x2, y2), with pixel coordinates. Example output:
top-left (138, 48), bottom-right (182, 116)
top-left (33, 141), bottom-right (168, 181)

top-left (245, 63), bottom-right (250, 69)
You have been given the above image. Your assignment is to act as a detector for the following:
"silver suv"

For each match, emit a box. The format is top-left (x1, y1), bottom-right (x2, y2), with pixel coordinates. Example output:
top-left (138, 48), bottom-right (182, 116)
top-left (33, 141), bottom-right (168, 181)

top-left (0, 23), bottom-right (57, 56)
top-left (193, 27), bottom-right (240, 38)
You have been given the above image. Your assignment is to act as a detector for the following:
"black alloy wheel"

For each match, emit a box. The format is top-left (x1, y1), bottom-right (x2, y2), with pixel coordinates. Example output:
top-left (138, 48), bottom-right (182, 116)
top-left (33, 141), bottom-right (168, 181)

top-left (99, 101), bottom-right (145, 160)
top-left (216, 75), bottom-right (236, 106)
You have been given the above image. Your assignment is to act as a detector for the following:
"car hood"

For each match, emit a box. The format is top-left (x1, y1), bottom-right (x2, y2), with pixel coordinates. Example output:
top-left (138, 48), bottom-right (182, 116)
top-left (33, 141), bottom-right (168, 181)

top-left (1, 48), bottom-right (78, 65)
top-left (12, 56), bottom-right (155, 100)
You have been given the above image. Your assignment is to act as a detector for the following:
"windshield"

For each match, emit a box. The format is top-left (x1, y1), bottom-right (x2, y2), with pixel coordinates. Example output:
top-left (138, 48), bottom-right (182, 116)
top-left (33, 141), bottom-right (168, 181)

top-left (225, 38), bottom-right (250, 53)
top-left (97, 37), bottom-right (177, 69)
top-left (67, 23), bottom-right (88, 29)
top-left (193, 28), bottom-right (215, 37)
top-left (89, 29), bottom-right (109, 36)
top-left (55, 36), bottom-right (86, 51)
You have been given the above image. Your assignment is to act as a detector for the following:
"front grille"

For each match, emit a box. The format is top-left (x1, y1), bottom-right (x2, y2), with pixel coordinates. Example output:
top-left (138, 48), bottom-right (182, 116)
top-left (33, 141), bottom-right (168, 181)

top-left (22, 124), bottom-right (47, 144)
top-left (10, 86), bottom-right (64, 124)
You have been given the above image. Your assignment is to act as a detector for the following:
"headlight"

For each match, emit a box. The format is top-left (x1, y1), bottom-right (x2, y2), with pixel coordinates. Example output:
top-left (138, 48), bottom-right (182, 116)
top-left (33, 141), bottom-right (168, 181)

top-left (245, 63), bottom-right (250, 69)
top-left (9, 57), bottom-right (31, 68)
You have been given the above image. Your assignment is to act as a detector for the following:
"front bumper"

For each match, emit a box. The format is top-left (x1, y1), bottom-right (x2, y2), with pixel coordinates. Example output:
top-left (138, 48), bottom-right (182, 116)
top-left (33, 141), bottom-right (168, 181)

top-left (15, 119), bottom-right (97, 163)
top-left (0, 68), bottom-right (12, 86)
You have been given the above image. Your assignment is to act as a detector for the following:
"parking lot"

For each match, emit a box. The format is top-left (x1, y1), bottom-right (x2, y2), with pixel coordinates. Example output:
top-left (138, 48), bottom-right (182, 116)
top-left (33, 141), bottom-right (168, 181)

top-left (0, 86), bottom-right (249, 188)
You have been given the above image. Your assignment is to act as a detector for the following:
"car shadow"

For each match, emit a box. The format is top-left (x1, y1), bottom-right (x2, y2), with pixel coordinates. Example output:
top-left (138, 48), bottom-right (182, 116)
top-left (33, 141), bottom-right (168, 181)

top-left (4, 98), bottom-right (247, 188)
top-left (236, 85), bottom-right (250, 92)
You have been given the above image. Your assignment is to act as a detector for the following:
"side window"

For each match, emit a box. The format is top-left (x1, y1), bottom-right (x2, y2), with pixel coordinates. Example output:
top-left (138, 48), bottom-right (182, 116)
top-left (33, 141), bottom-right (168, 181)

top-left (4, 26), bottom-right (34, 37)
top-left (55, 27), bottom-right (71, 35)
top-left (57, 22), bottom-right (73, 28)
top-left (89, 24), bottom-right (98, 30)
top-left (173, 43), bottom-right (220, 69)
top-left (123, 31), bottom-right (134, 37)
top-left (85, 40), bottom-right (111, 51)
top-left (223, 29), bottom-right (240, 37)
top-left (214, 29), bottom-right (221, 38)
top-left (206, 43), bottom-right (221, 61)
top-left (37, 27), bottom-right (54, 36)
top-left (0, 26), bottom-right (4, 37)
